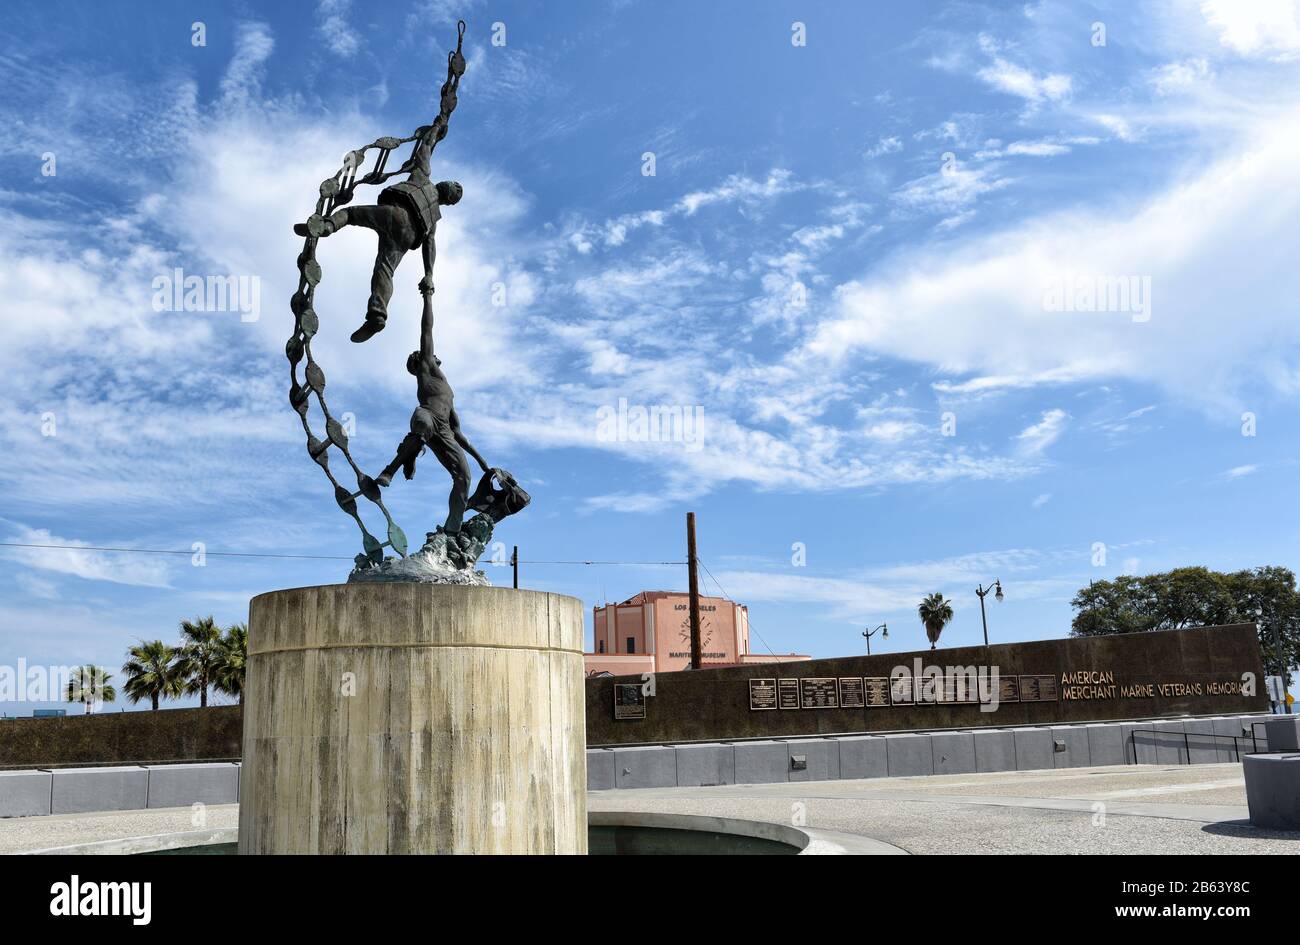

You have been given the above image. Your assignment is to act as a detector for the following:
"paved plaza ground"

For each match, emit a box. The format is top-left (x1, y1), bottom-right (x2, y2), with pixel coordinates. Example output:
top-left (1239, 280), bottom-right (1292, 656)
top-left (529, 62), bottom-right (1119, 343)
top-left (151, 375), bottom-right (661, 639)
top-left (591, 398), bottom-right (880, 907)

top-left (1, 763), bottom-right (1296, 854)
top-left (587, 762), bottom-right (1300, 854)
top-left (0, 805), bottom-right (239, 855)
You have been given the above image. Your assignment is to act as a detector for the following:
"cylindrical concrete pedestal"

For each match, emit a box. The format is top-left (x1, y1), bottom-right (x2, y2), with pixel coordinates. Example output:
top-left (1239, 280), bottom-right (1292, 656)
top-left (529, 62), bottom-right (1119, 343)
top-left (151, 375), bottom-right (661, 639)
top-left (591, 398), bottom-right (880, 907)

top-left (238, 583), bottom-right (587, 854)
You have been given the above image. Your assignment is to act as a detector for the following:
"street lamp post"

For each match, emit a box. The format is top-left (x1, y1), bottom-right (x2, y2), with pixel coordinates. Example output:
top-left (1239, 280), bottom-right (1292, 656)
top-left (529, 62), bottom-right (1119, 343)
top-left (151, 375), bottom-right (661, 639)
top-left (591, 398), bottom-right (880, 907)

top-left (862, 622), bottom-right (888, 656)
top-left (975, 580), bottom-right (1004, 648)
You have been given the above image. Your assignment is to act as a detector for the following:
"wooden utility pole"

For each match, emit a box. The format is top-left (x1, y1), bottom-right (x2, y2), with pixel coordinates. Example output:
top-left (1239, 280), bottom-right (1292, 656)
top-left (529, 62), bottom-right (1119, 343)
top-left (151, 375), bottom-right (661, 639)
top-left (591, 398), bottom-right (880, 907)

top-left (511, 545), bottom-right (518, 589)
top-left (686, 512), bottom-right (702, 669)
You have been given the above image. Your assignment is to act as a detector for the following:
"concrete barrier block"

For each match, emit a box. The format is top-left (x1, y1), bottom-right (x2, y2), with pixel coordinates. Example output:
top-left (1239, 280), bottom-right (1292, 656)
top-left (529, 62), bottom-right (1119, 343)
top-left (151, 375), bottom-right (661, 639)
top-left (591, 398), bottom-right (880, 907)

top-left (733, 740), bottom-right (790, 784)
top-left (1201, 717), bottom-right (1242, 759)
top-left (885, 733), bottom-right (933, 777)
top-left (1153, 720), bottom-right (1188, 763)
top-left (50, 766), bottom-right (148, 814)
top-left (586, 749), bottom-right (615, 791)
top-left (1013, 727), bottom-right (1054, 771)
top-left (1120, 719), bottom-right (1189, 763)
top-left (144, 763), bottom-right (239, 808)
top-left (0, 769), bottom-right (52, 818)
top-left (1245, 754), bottom-right (1300, 830)
top-left (1211, 716), bottom-right (1251, 760)
top-left (611, 746), bottom-right (676, 789)
top-left (1121, 722), bottom-right (1161, 764)
top-left (1050, 726), bottom-right (1091, 768)
top-left (1212, 717), bottom-right (1246, 761)
top-left (1260, 717), bottom-right (1300, 752)
top-left (973, 730), bottom-right (1016, 772)
top-left (1238, 715), bottom-right (1270, 751)
top-left (674, 743), bottom-right (735, 787)
top-left (835, 736), bottom-right (887, 780)
top-left (783, 738), bottom-right (839, 782)
top-left (1085, 723), bottom-right (1126, 767)
top-left (1181, 719), bottom-right (1226, 764)
top-left (931, 731), bottom-right (976, 775)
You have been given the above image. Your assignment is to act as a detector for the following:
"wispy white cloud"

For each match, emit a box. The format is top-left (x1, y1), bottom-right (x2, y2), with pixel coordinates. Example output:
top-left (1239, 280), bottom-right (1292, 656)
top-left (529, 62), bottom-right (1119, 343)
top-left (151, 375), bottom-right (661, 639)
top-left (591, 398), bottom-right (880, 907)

top-left (563, 170), bottom-right (808, 254)
top-left (866, 136), bottom-right (903, 158)
top-left (1149, 57), bottom-right (1212, 95)
top-left (974, 34), bottom-right (1072, 105)
top-left (893, 164), bottom-right (1012, 216)
top-left (316, 0), bottom-right (361, 57)
top-left (678, 169), bottom-right (802, 216)
top-left (1015, 409), bottom-right (1068, 456)
top-left (219, 22), bottom-right (275, 109)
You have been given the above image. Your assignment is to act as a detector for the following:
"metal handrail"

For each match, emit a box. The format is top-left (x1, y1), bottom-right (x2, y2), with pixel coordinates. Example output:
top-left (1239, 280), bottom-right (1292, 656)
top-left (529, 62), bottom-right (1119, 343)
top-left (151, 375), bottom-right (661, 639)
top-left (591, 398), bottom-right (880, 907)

top-left (1128, 725), bottom-right (1273, 764)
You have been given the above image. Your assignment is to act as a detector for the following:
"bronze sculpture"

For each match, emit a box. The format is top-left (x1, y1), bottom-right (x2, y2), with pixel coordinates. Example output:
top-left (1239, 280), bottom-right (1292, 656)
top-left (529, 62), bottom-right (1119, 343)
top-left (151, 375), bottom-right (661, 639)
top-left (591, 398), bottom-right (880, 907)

top-left (284, 21), bottom-right (529, 583)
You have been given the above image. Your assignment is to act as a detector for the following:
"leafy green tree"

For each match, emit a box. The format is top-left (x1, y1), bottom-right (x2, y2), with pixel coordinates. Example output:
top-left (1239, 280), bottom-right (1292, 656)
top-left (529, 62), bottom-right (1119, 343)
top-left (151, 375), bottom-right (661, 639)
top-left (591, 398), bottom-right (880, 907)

top-left (1071, 565), bottom-right (1300, 678)
top-left (65, 665), bottom-right (116, 714)
top-left (175, 616), bottom-right (225, 707)
top-left (918, 592), bottom-right (954, 650)
top-left (122, 640), bottom-right (184, 710)
top-left (214, 623), bottom-right (248, 706)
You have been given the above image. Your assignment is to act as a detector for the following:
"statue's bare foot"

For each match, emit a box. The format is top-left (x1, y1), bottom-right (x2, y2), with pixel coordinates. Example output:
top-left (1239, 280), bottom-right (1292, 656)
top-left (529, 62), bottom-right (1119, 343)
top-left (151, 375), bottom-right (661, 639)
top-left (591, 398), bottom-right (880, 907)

top-left (375, 471), bottom-right (393, 487)
top-left (350, 317), bottom-right (385, 343)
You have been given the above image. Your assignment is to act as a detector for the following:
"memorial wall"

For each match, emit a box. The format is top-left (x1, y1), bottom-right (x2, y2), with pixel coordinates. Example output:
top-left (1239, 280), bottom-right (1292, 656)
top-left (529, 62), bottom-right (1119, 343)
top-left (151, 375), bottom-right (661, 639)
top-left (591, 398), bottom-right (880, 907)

top-left (585, 623), bottom-right (1268, 746)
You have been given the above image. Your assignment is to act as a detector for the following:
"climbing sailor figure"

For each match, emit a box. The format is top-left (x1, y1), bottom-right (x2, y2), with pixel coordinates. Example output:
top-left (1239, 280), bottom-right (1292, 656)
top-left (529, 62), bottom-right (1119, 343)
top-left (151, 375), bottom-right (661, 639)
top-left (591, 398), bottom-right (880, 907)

top-left (295, 158), bottom-right (463, 343)
top-left (374, 274), bottom-right (488, 535)
top-left (293, 20), bottom-right (466, 343)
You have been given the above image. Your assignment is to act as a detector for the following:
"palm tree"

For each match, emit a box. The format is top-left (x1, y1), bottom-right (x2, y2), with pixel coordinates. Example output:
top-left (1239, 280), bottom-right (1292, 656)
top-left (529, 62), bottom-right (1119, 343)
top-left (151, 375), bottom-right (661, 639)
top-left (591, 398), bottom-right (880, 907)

top-left (122, 640), bottom-right (183, 710)
top-left (175, 616), bottom-right (225, 707)
top-left (214, 623), bottom-right (248, 706)
top-left (65, 665), bottom-right (116, 714)
top-left (918, 593), bottom-right (954, 650)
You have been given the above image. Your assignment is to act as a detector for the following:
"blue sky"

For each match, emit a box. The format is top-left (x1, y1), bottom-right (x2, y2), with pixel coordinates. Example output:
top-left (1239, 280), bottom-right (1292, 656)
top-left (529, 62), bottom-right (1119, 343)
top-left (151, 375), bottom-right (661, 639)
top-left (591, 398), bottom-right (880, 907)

top-left (2, 0), bottom-right (1300, 712)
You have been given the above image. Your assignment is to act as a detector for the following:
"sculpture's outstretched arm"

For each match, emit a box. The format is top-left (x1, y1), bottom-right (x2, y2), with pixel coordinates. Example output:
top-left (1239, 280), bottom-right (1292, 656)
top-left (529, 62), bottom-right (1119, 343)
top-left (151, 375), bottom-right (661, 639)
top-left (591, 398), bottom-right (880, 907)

top-left (419, 277), bottom-right (435, 363)
top-left (396, 21), bottom-right (466, 179)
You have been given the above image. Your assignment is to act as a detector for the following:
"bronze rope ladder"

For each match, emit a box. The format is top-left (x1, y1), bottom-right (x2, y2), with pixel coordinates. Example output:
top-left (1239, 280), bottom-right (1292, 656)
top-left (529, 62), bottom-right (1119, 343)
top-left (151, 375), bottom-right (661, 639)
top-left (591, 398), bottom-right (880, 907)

top-left (285, 21), bottom-right (466, 567)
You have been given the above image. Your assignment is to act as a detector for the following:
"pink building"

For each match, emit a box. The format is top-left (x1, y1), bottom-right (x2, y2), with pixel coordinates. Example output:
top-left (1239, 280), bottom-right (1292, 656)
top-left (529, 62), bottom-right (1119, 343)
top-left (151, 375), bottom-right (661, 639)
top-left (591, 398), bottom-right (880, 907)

top-left (585, 590), bottom-right (811, 677)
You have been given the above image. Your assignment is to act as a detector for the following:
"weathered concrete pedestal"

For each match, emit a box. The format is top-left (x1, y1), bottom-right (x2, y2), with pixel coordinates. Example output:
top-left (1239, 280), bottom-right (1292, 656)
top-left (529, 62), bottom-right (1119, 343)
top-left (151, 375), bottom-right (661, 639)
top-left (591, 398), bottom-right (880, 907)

top-left (238, 583), bottom-right (587, 854)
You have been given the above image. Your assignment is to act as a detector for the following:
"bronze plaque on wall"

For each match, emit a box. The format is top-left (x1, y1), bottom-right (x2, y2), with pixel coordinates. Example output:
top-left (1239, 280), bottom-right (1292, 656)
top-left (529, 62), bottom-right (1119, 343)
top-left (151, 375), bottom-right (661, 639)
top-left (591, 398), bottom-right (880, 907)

top-left (864, 676), bottom-right (891, 707)
top-left (838, 677), bottom-right (866, 708)
top-left (916, 674), bottom-right (940, 704)
top-left (614, 683), bottom-right (646, 720)
top-left (778, 678), bottom-right (801, 709)
top-left (944, 675), bottom-right (980, 704)
top-left (1019, 675), bottom-right (1059, 702)
top-left (749, 678), bottom-right (777, 711)
top-left (800, 677), bottom-right (840, 709)
top-left (890, 674), bottom-right (915, 705)
top-left (995, 675), bottom-right (1020, 703)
